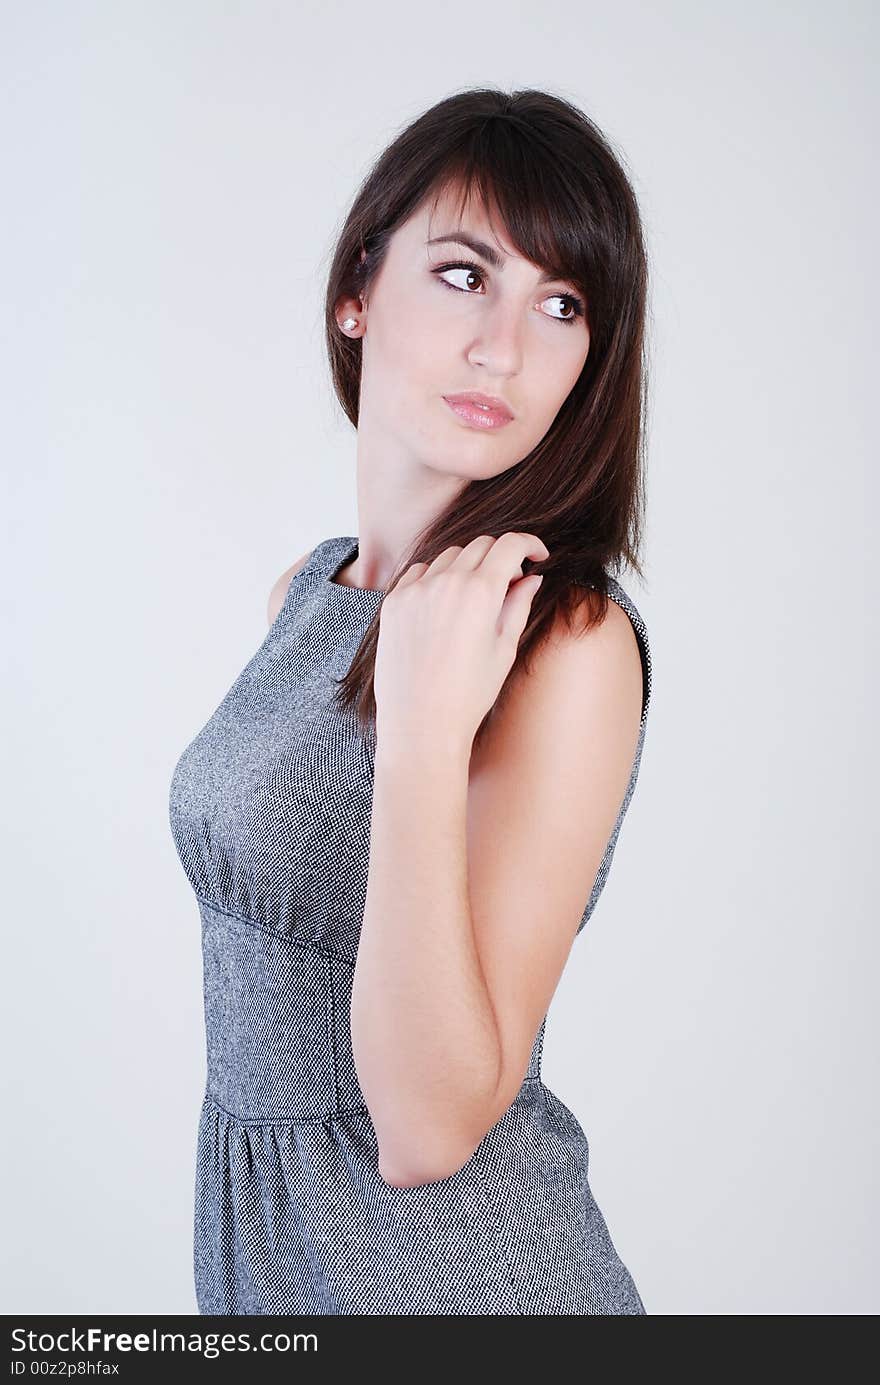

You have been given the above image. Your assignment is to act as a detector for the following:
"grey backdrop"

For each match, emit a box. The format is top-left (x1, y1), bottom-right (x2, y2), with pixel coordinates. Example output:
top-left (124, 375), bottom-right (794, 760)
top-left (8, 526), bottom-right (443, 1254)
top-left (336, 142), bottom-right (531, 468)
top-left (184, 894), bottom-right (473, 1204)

top-left (3, 1), bottom-right (876, 1315)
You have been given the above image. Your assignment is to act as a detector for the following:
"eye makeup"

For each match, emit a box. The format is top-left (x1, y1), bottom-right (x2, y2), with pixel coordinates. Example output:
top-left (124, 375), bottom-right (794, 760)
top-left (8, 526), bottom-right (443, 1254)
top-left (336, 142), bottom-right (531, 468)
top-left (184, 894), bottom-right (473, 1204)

top-left (430, 259), bottom-right (586, 326)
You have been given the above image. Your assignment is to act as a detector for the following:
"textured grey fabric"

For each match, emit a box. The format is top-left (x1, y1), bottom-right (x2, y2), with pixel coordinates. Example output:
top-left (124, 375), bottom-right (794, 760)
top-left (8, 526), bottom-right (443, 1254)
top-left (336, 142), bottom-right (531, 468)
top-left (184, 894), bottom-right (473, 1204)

top-left (169, 534), bottom-right (653, 1315)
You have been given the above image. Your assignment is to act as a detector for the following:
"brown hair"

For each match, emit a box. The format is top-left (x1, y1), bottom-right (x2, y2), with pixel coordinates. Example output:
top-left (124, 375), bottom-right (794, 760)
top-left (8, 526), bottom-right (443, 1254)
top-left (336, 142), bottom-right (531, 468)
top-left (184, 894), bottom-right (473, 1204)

top-left (323, 86), bottom-right (651, 753)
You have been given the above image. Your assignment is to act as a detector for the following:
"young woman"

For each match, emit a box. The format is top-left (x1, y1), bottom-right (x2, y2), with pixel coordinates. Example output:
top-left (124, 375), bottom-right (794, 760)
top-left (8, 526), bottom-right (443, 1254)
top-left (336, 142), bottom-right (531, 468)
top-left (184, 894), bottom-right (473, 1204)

top-left (169, 86), bottom-right (654, 1315)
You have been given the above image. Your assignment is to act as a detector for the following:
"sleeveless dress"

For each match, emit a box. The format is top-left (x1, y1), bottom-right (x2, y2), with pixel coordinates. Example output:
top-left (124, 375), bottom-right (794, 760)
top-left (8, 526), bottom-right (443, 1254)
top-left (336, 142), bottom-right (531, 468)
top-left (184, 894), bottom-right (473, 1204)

top-left (168, 535), bottom-right (653, 1316)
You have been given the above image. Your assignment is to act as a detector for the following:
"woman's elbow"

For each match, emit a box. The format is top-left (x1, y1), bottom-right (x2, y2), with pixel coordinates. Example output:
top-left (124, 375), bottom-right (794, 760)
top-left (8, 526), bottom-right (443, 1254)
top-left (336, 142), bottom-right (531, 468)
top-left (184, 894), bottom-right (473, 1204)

top-left (377, 1129), bottom-right (479, 1190)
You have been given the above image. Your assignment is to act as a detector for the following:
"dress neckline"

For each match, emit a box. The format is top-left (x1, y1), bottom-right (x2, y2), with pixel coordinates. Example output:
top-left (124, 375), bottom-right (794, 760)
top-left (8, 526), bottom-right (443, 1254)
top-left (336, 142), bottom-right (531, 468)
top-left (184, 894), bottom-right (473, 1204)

top-left (323, 538), bottom-right (386, 601)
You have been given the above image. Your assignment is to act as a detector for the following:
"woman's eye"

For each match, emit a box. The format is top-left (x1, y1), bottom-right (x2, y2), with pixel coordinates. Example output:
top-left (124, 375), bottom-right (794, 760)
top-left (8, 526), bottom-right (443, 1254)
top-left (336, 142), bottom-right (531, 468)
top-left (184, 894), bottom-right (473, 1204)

top-left (432, 262), bottom-right (585, 327)
top-left (435, 264), bottom-right (485, 294)
top-left (542, 294), bottom-right (581, 323)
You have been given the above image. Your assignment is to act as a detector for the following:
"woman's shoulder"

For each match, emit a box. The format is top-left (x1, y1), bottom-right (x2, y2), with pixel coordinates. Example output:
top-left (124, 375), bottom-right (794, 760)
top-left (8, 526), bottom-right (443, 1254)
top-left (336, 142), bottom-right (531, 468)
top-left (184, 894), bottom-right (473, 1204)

top-left (544, 588), bottom-right (646, 722)
top-left (562, 573), bottom-right (652, 727)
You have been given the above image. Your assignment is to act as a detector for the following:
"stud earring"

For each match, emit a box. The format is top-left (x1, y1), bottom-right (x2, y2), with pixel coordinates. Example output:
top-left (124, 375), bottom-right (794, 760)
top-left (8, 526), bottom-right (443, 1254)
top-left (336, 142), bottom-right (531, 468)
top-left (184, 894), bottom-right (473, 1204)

top-left (341, 317), bottom-right (357, 331)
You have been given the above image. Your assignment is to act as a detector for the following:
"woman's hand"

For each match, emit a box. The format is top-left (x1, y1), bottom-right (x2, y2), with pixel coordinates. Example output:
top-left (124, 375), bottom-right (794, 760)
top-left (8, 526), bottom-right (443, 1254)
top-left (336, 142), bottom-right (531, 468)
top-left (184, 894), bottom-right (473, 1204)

top-left (373, 532), bottom-right (550, 759)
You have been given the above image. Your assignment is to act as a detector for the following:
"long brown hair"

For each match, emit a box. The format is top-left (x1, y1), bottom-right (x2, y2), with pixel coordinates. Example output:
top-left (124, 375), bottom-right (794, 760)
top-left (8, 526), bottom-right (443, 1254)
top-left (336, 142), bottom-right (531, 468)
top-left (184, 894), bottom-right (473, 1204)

top-left (323, 87), bottom-right (651, 753)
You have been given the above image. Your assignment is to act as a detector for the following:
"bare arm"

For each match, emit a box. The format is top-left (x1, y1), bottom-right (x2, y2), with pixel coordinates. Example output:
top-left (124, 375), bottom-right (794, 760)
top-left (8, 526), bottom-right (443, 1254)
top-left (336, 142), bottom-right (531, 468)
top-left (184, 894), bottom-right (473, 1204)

top-left (351, 740), bottom-right (502, 1188)
top-left (350, 597), bottom-right (644, 1191)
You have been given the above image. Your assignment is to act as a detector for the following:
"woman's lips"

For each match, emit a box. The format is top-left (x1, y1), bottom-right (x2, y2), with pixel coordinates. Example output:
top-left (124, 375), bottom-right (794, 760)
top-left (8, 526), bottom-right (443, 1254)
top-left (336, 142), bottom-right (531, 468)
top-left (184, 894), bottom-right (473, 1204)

top-left (442, 395), bottom-right (514, 430)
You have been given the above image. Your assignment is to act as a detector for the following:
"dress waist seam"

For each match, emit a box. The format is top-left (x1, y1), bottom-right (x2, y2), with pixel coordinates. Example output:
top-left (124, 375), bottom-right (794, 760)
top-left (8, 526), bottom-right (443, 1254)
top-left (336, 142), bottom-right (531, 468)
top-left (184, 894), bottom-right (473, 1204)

top-left (196, 895), bottom-right (358, 966)
top-left (202, 1078), bottom-right (547, 1128)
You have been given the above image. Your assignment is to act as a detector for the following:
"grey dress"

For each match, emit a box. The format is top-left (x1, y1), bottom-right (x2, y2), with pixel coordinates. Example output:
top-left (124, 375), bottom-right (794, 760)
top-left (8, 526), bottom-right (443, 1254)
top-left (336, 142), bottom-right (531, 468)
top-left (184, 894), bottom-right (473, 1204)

top-left (168, 535), bottom-right (653, 1315)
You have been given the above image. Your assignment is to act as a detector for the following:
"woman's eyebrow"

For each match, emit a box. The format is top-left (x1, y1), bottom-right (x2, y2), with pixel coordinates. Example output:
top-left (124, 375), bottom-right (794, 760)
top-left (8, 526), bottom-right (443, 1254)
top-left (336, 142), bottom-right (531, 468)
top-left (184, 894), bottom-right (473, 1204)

top-left (426, 233), bottom-right (568, 287)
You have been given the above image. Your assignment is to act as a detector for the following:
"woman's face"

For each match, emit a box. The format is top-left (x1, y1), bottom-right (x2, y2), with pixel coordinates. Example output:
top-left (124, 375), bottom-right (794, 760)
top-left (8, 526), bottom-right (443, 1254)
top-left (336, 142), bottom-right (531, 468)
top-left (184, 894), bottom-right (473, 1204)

top-left (351, 182), bottom-right (591, 482)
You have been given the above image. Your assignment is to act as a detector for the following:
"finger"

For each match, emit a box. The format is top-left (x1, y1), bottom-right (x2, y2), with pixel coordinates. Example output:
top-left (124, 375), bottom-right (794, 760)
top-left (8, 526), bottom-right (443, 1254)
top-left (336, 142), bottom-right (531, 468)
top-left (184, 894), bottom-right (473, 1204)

top-left (424, 545), bottom-right (465, 577)
top-left (482, 531), bottom-right (550, 583)
top-left (499, 572), bottom-right (544, 642)
top-left (453, 535), bottom-right (500, 570)
top-left (394, 561), bottom-right (431, 589)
